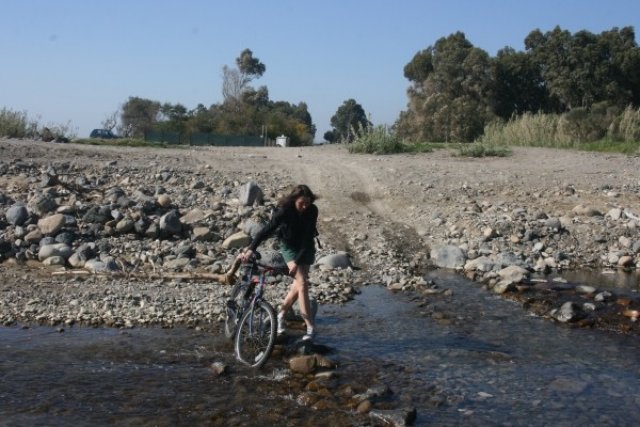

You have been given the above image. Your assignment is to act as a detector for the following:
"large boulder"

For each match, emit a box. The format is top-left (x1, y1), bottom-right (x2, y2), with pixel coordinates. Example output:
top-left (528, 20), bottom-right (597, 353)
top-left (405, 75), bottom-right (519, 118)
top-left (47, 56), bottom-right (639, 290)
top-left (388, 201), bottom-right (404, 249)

top-left (239, 181), bottom-right (263, 206)
top-left (316, 252), bottom-right (352, 269)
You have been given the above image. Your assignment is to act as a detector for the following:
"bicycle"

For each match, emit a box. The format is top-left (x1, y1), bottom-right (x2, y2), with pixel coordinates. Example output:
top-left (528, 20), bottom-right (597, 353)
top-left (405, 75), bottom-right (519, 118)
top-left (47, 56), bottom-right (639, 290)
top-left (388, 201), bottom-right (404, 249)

top-left (224, 252), bottom-right (290, 368)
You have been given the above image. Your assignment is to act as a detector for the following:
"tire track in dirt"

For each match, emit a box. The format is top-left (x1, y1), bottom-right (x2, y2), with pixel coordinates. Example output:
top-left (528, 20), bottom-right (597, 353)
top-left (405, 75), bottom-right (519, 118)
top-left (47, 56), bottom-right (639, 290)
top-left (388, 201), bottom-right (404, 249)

top-left (286, 149), bottom-right (430, 271)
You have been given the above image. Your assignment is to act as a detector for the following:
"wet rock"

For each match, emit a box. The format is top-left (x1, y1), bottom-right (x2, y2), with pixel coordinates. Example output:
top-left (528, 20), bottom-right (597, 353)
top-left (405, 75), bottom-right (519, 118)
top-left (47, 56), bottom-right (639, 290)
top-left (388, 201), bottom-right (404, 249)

top-left (209, 361), bottom-right (228, 376)
top-left (369, 407), bottom-right (417, 427)
top-left (552, 301), bottom-right (577, 323)
top-left (289, 354), bottom-right (337, 374)
top-left (497, 265), bottom-right (529, 284)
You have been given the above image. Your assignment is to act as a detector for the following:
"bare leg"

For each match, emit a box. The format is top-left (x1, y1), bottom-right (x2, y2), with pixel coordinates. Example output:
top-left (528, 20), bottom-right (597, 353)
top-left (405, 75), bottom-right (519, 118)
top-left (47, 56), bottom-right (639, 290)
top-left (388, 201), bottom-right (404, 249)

top-left (280, 262), bottom-right (314, 330)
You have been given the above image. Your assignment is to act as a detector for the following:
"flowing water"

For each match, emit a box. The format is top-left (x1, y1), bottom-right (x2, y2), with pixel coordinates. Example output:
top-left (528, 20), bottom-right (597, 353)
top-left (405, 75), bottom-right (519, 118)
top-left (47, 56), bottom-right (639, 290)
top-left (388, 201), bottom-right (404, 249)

top-left (1, 270), bottom-right (639, 426)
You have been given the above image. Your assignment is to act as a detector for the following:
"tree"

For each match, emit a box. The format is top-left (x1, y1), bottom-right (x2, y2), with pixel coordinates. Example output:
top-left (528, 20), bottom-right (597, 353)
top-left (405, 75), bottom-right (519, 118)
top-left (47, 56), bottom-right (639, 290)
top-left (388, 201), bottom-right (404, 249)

top-left (492, 47), bottom-right (550, 119)
top-left (524, 26), bottom-right (640, 111)
top-left (222, 49), bottom-right (266, 102)
top-left (120, 97), bottom-right (161, 138)
top-left (398, 32), bottom-right (494, 142)
top-left (101, 110), bottom-right (119, 133)
top-left (330, 99), bottom-right (371, 143)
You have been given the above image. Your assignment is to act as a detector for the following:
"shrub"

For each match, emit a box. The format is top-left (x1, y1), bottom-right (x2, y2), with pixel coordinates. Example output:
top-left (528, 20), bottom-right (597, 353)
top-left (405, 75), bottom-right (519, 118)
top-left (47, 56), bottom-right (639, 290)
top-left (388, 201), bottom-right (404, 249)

top-left (0, 108), bottom-right (39, 138)
top-left (481, 106), bottom-right (640, 152)
top-left (609, 105), bottom-right (640, 143)
top-left (347, 124), bottom-right (407, 154)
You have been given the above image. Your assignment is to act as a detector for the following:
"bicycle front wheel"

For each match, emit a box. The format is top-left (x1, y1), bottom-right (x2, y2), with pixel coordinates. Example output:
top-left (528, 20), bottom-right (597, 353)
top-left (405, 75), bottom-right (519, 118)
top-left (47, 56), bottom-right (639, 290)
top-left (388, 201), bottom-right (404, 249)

top-left (224, 283), bottom-right (246, 340)
top-left (234, 300), bottom-right (276, 368)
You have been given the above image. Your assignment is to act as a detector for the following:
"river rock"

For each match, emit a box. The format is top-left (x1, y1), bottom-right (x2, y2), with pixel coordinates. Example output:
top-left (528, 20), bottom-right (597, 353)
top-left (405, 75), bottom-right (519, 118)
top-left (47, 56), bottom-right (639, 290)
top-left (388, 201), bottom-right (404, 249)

top-left (222, 232), bottom-right (251, 249)
top-left (552, 301), bottom-right (577, 322)
top-left (159, 210), bottom-right (183, 236)
top-left (242, 218), bottom-right (266, 239)
top-left (572, 205), bottom-right (602, 217)
top-left (369, 407), bottom-right (417, 427)
top-left (6, 204), bottom-right (29, 226)
top-left (430, 245), bottom-right (466, 269)
top-left (157, 194), bottom-right (172, 208)
top-left (464, 256), bottom-right (495, 272)
top-left (316, 252), bottom-right (352, 269)
top-left (37, 214), bottom-right (66, 235)
top-left (239, 181), bottom-right (263, 206)
top-left (497, 265), bottom-right (529, 284)
top-left (38, 243), bottom-right (73, 261)
top-left (289, 354), bottom-right (337, 374)
top-left (28, 193), bottom-right (57, 216)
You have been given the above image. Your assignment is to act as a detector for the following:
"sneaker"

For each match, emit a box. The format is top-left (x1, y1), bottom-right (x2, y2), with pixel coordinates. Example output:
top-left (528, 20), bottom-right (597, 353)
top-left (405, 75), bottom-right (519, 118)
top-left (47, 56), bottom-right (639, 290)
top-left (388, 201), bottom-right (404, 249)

top-left (302, 329), bottom-right (315, 341)
top-left (277, 313), bottom-right (286, 335)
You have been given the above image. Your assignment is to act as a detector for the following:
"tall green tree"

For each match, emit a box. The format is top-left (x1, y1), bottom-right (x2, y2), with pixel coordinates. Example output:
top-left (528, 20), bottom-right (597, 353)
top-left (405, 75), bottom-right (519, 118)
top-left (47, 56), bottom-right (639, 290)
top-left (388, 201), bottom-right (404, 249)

top-left (398, 32), bottom-right (494, 142)
top-left (492, 47), bottom-right (550, 119)
top-left (329, 99), bottom-right (370, 142)
top-left (120, 96), bottom-right (161, 138)
top-left (524, 26), bottom-right (640, 111)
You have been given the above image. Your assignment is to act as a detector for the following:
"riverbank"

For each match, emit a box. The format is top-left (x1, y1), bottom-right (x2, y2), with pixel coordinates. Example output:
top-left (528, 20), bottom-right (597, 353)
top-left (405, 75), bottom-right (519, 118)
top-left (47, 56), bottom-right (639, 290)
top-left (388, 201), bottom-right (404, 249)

top-left (1, 138), bottom-right (639, 333)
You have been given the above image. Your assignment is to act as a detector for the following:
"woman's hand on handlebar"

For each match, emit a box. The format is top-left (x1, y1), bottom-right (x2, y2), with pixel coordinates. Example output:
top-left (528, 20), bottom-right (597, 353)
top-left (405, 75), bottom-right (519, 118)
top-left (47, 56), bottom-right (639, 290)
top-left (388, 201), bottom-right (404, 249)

top-left (240, 248), bottom-right (254, 262)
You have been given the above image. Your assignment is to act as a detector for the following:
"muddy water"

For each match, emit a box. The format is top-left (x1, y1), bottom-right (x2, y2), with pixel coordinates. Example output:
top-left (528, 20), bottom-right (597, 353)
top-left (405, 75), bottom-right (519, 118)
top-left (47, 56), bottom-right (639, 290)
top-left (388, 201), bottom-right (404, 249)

top-left (2, 270), bottom-right (640, 426)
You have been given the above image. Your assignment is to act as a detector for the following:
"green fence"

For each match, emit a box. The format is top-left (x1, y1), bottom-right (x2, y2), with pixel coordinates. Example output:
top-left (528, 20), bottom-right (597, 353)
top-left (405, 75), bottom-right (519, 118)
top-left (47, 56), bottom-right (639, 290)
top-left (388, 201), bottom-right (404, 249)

top-left (144, 130), bottom-right (264, 147)
top-left (189, 133), bottom-right (264, 147)
top-left (144, 130), bottom-right (181, 144)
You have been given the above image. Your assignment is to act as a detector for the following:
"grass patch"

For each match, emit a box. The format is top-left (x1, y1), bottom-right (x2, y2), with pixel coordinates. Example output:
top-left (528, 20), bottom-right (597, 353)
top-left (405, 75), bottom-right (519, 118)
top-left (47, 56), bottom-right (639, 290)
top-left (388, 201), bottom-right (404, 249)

top-left (455, 143), bottom-right (512, 157)
top-left (576, 140), bottom-right (640, 155)
top-left (480, 107), bottom-right (640, 154)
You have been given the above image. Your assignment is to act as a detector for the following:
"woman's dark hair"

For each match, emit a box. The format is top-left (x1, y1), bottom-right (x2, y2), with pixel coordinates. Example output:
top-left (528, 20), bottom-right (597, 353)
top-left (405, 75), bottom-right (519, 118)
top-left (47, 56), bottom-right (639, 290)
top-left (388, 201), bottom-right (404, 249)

top-left (278, 184), bottom-right (317, 208)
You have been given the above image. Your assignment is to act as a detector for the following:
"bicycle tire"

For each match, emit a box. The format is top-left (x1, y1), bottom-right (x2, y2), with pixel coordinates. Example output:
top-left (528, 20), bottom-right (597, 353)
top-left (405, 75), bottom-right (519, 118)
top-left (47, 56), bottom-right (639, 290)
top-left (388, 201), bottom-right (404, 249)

top-left (224, 283), bottom-right (246, 340)
top-left (234, 300), bottom-right (276, 368)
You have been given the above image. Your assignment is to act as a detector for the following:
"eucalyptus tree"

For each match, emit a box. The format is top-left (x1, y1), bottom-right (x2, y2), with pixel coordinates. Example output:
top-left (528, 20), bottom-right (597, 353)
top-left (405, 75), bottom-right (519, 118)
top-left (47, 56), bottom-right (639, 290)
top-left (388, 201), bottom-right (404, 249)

top-left (524, 26), bottom-right (640, 111)
top-left (492, 47), bottom-right (550, 119)
top-left (120, 96), bottom-right (161, 138)
top-left (222, 49), bottom-right (266, 102)
top-left (329, 99), bottom-right (370, 143)
top-left (398, 32), bottom-right (494, 142)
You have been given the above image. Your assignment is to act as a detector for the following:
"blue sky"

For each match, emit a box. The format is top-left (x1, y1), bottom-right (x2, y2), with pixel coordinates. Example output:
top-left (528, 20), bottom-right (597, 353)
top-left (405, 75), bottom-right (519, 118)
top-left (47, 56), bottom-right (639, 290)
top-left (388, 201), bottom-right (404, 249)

top-left (1, 0), bottom-right (639, 141)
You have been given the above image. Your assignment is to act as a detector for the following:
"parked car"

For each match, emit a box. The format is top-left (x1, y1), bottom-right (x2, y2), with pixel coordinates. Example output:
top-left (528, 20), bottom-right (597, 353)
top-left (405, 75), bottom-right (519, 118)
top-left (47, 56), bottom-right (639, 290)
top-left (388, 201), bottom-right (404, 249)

top-left (90, 129), bottom-right (119, 139)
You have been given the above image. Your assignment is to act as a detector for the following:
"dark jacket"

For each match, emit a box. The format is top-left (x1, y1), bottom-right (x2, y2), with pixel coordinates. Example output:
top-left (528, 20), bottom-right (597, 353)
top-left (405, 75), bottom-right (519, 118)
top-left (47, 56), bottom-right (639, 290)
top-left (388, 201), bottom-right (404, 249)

top-left (249, 203), bottom-right (318, 263)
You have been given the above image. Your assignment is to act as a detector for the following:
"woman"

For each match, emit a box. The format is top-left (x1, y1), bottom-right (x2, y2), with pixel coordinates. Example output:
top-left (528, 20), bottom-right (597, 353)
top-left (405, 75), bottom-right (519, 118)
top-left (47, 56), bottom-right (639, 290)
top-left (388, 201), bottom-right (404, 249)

top-left (241, 184), bottom-right (319, 341)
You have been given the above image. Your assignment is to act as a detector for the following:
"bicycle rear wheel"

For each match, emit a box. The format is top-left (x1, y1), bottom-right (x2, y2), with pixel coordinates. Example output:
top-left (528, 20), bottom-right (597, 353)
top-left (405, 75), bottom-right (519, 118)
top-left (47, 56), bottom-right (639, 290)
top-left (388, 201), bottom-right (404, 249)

top-left (234, 300), bottom-right (276, 368)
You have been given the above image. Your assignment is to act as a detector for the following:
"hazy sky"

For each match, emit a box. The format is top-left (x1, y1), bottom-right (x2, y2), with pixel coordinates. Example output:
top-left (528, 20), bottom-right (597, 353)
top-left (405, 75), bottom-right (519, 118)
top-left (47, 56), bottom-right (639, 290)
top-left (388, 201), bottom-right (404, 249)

top-left (1, 0), bottom-right (639, 141)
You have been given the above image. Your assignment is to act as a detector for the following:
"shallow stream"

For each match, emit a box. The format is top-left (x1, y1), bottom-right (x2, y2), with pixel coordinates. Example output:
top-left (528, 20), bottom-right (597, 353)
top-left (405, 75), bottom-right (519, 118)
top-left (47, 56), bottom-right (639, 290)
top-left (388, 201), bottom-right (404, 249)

top-left (1, 270), bottom-right (639, 426)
